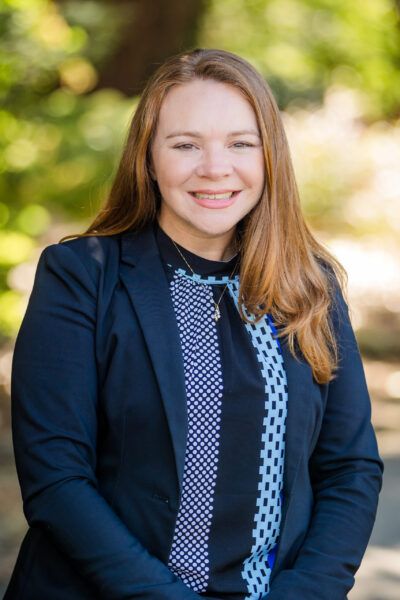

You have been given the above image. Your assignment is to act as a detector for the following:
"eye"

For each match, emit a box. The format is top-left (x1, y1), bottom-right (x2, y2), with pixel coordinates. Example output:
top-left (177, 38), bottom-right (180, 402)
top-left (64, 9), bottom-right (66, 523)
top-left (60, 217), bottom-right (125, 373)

top-left (232, 142), bottom-right (255, 148)
top-left (174, 144), bottom-right (196, 151)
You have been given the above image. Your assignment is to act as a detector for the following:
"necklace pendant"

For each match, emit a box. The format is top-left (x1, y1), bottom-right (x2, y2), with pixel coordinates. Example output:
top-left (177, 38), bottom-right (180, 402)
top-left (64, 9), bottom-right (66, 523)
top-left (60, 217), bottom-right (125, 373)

top-left (214, 305), bottom-right (221, 322)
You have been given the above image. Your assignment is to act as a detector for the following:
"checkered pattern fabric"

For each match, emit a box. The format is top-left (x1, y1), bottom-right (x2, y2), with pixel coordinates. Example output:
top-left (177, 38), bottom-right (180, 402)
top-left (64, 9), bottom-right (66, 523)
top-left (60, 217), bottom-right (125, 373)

top-left (166, 266), bottom-right (287, 598)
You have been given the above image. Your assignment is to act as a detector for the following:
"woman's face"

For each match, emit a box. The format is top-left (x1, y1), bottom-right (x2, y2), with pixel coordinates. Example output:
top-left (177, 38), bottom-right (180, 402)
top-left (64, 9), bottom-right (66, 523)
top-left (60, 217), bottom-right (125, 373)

top-left (150, 79), bottom-right (265, 248)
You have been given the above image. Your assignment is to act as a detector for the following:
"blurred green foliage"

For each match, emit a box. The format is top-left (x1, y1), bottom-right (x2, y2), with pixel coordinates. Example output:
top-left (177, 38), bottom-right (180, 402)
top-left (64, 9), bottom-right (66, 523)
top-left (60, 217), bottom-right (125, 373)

top-left (200, 0), bottom-right (400, 121)
top-left (0, 0), bottom-right (399, 338)
top-left (0, 0), bottom-right (136, 337)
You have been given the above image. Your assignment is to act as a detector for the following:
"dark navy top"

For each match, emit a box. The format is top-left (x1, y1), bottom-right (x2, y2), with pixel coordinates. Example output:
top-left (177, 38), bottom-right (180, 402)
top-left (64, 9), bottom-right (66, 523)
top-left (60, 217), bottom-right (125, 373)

top-left (154, 221), bottom-right (288, 600)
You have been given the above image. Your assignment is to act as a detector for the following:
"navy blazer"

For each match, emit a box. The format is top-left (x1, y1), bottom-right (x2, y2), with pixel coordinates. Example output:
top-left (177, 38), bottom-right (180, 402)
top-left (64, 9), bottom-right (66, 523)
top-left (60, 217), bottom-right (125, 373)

top-left (5, 222), bottom-right (383, 599)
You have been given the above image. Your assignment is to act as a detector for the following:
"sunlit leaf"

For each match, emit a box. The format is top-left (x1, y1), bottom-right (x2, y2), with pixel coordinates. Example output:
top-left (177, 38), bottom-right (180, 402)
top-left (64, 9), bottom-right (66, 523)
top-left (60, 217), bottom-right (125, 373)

top-left (0, 231), bottom-right (34, 265)
top-left (15, 204), bottom-right (51, 236)
top-left (0, 289), bottom-right (26, 337)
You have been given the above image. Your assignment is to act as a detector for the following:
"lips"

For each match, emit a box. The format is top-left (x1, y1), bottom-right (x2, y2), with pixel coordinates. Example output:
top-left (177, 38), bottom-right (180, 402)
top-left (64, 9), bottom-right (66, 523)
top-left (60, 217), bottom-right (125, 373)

top-left (189, 190), bottom-right (240, 209)
top-left (189, 190), bottom-right (240, 199)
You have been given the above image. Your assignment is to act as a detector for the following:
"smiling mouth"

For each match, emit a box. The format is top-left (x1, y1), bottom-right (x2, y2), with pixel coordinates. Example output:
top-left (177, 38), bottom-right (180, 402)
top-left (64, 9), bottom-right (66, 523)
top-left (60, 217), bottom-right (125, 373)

top-left (189, 191), bottom-right (240, 200)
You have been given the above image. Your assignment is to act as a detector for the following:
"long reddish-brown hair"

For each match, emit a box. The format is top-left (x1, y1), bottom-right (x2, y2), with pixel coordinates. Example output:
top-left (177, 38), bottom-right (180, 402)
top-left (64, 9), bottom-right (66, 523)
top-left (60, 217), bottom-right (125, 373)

top-left (60, 47), bottom-right (348, 384)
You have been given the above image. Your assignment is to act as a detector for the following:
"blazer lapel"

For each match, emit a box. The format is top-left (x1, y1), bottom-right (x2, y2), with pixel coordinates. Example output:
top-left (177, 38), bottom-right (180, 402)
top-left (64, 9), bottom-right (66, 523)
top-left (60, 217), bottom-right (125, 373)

top-left (118, 222), bottom-right (311, 509)
top-left (119, 223), bottom-right (189, 494)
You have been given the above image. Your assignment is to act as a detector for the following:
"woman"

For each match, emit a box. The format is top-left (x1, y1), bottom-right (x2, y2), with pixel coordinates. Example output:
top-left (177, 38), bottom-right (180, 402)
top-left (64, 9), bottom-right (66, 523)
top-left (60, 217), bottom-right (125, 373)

top-left (5, 48), bottom-right (383, 599)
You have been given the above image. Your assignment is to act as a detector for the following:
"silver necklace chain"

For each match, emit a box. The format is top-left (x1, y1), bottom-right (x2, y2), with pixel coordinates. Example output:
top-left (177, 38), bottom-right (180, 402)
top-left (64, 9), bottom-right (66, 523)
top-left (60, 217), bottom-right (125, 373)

top-left (171, 239), bottom-right (239, 322)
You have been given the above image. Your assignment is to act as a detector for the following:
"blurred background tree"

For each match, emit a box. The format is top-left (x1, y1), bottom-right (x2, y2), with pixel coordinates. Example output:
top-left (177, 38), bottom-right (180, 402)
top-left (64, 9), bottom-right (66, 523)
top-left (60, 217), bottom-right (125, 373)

top-left (0, 0), bottom-right (210, 338)
top-left (1, 0), bottom-right (399, 339)
top-left (201, 0), bottom-right (400, 121)
top-left (1, 1), bottom-right (399, 594)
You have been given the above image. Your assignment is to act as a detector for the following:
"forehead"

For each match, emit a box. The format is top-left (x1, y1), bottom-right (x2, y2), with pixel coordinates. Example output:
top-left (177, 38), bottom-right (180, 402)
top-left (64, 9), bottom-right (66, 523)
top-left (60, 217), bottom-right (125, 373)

top-left (156, 79), bottom-right (259, 133)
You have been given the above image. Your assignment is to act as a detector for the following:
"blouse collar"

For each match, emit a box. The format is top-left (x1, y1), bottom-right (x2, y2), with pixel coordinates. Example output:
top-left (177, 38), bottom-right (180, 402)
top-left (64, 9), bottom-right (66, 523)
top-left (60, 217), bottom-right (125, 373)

top-left (154, 220), bottom-right (240, 278)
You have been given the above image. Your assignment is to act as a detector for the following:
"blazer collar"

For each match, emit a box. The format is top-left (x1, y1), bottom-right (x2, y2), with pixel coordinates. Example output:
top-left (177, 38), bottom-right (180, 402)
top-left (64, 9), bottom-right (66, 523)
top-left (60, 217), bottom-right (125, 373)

top-left (119, 221), bottom-right (310, 505)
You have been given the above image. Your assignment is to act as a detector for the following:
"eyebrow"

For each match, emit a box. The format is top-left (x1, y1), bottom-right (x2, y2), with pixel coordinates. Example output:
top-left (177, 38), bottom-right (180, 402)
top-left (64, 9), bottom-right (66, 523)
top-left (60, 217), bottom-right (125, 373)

top-left (165, 129), bottom-right (261, 139)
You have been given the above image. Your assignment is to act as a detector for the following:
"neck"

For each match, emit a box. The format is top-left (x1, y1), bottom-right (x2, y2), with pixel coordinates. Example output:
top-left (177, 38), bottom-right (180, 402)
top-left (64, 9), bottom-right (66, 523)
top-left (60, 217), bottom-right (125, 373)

top-left (156, 218), bottom-right (238, 262)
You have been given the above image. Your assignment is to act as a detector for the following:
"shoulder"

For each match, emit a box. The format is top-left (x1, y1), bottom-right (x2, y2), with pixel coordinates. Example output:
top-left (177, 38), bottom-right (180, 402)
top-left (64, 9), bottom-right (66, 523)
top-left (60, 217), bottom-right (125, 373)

top-left (59, 232), bottom-right (123, 264)
top-left (39, 232), bottom-right (125, 286)
top-left (316, 256), bottom-right (349, 310)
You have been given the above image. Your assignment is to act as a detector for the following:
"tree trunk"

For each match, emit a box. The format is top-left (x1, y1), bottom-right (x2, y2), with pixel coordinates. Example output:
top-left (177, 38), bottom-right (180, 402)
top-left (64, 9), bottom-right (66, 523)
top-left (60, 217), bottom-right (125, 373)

top-left (94, 0), bottom-right (207, 96)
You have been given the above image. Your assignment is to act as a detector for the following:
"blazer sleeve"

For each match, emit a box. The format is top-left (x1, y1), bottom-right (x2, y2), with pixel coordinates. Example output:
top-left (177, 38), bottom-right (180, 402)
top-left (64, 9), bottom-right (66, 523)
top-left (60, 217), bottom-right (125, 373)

top-left (267, 274), bottom-right (384, 599)
top-left (11, 243), bottom-right (201, 600)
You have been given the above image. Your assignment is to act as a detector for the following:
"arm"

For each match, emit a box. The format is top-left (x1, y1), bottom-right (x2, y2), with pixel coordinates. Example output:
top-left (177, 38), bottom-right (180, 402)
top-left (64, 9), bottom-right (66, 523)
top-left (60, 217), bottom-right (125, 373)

top-left (268, 277), bottom-right (384, 599)
top-left (11, 243), bottom-right (200, 600)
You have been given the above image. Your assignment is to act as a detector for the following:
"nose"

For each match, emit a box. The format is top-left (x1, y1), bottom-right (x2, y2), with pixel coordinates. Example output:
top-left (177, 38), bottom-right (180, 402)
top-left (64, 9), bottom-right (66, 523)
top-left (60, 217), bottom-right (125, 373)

top-left (195, 146), bottom-right (234, 179)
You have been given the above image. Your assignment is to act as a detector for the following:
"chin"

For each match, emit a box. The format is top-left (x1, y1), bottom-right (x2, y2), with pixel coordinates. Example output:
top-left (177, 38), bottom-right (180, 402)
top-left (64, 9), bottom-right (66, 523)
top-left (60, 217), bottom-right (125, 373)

top-left (191, 212), bottom-right (239, 229)
top-left (192, 221), bottom-right (236, 236)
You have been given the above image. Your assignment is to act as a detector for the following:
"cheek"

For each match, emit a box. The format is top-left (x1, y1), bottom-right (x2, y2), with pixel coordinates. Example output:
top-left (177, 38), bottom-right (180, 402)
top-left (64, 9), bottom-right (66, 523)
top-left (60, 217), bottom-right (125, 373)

top-left (240, 155), bottom-right (265, 190)
top-left (157, 154), bottom-right (193, 188)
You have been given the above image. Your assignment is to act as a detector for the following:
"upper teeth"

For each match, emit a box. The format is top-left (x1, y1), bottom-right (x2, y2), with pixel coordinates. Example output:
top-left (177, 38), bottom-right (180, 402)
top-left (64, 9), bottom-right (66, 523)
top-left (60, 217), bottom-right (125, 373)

top-left (193, 192), bottom-right (234, 200)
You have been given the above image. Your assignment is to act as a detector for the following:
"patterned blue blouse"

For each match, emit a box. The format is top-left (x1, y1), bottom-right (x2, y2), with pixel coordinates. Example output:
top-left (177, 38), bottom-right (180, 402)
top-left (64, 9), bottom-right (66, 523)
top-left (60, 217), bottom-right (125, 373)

top-left (154, 221), bottom-right (288, 600)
